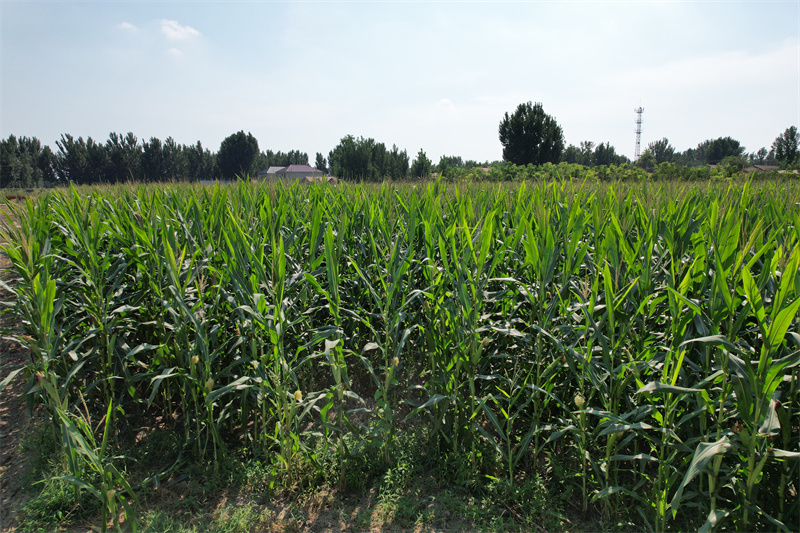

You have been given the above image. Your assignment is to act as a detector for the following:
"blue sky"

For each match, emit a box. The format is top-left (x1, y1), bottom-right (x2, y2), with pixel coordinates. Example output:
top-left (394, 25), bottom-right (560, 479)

top-left (2, 1), bottom-right (798, 164)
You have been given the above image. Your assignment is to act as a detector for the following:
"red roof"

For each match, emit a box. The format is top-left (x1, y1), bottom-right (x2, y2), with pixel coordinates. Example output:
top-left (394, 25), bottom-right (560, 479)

top-left (283, 165), bottom-right (321, 173)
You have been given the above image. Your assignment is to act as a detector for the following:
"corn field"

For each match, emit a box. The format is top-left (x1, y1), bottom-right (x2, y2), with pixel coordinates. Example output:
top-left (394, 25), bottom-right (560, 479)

top-left (2, 179), bottom-right (799, 531)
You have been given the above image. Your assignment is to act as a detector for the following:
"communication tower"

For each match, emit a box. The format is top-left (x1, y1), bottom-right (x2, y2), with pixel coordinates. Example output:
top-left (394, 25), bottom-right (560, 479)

top-left (634, 106), bottom-right (644, 160)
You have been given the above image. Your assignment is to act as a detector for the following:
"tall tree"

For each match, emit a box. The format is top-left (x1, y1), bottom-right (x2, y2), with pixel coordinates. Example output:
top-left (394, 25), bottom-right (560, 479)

top-left (676, 137), bottom-right (745, 166)
top-left (592, 142), bottom-right (624, 167)
top-left (772, 126), bottom-right (799, 166)
top-left (498, 101), bottom-right (564, 165)
top-left (647, 138), bottom-right (676, 165)
top-left (750, 148), bottom-right (769, 165)
top-left (217, 131), bottom-right (259, 179)
top-left (579, 141), bottom-right (595, 166)
top-left (286, 149), bottom-right (308, 165)
top-left (85, 137), bottom-right (109, 184)
top-left (162, 137), bottom-right (188, 181)
top-left (315, 152), bottom-right (327, 173)
top-left (1, 135), bottom-right (56, 188)
top-left (372, 143), bottom-right (388, 179)
top-left (55, 134), bottom-right (90, 184)
top-left (636, 149), bottom-right (657, 172)
top-left (702, 137), bottom-right (745, 165)
top-left (561, 144), bottom-right (582, 165)
top-left (410, 149), bottom-right (432, 179)
top-left (387, 144), bottom-right (409, 180)
top-left (328, 135), bottom-right (381, 181)
top-left (141, 137), bottom-right (166, 182)
top-left (186, 141), bottom-right (216, 181)
top-left (106, 132), bottom-right (141, 183)
top-left (437, 155), bottom-right (463, 177)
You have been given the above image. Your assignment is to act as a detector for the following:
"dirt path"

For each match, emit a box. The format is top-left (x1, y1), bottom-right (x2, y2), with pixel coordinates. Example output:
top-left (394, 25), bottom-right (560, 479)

top-left (0, 252), bottom-right (33, 531)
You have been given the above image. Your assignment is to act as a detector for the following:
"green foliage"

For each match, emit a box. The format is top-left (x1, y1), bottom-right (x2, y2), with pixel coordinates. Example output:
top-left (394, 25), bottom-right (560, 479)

top-left (648, 138), bottom-right (676, 165)
top-left (2, 179), bottom-right (800, 531)
top-left (562, 141), bottom-right (629, 167)
top-left (636, 149), bottom-right (657, 172)
top-left (328, 135), bottom-right (409, 181)
top-left (314, 152), bottom-right (327, 174)
top-left (44, 131), bottom-right (221, 185)
top-left (54, 133), bottom-right (105, 185)
top-left (410, 149), bottom-right (432, 178)
top-left (105, 132), bottom-right (142, 183)
top-left (217, 130), bottom-right (259, 179)
top-left (19, 476), bottom-right (100, 532)
top-left (719, 154), bottom-right (748, 175)
top-left (705, 136), bottom-right (746, 163)
top-left (749, 146), bottom-right (775, 166)
top-left (0, 135), bottom-right (56, 188)
top-left (485, 474), bottom-right (550, 525)
top-left (437, 155), bottom-right (463, 177)
top-left (773, 125), bottom-right (799, 166)
top-left (592, 141), bottom-right (628, 166)
top-left (499, 101), bottom-right (565, 165)
top-left (253, 148), bottom-right (309, 172)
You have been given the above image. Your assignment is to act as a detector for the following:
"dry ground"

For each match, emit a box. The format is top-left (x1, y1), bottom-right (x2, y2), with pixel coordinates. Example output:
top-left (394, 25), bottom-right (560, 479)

top-left (0, 252), bottom-right (34, 532)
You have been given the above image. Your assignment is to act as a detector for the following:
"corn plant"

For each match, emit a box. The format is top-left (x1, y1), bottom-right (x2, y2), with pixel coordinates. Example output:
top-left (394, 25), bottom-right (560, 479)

top-left (2, 179), bottom-right (798, 532)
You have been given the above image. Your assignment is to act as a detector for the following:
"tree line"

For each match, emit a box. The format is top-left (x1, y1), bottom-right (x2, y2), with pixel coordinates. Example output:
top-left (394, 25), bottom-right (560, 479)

top-left (3, 107), bottom-right (798, 187)
top-left (0, 131), bottom-right (312, 188)
top-left (498, 101), bottom-right (800, 172)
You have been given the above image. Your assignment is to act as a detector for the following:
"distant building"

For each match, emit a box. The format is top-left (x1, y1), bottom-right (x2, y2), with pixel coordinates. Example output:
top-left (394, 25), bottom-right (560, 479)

top-left (257, 165), bottom-right (324, 181)
top-left (743, 165), bottom-right (779, 172)
top-left (302, 176), bottom-right (339, 184)
top-left (257, 166), bottom-right (288, 180)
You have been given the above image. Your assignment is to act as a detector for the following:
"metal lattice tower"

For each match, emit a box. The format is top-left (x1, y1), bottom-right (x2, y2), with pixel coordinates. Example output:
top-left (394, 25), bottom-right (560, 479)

top-left (634, 106), bottom-right (644, 160)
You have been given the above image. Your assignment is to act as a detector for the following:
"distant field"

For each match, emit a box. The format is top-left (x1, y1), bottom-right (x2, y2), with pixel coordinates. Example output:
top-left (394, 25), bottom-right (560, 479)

top-left (2, 179), bottom-right (799, 532)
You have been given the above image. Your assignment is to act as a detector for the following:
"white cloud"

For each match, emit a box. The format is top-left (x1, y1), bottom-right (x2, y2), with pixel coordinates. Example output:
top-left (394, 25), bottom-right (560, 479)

top-left (611, 39), bottom-right (798, 94)
top-left (167, 48), bottom-right (183, 58)
top-left (117, 22), bottom-right (138, 33)
top-left (437, 98), bottom-right (455, 110)
top-left (160, 20), bottom-right (200, 41)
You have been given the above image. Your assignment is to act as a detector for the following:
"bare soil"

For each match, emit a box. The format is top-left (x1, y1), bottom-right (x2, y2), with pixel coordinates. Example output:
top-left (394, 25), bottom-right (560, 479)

top-left (0, 252), bottom-right (33, 532)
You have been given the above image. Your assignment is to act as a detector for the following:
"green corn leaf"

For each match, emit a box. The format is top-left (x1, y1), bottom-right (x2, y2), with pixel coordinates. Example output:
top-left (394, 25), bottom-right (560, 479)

top-left (666, 286), bottom-right (704, 317)
top-left (698, 508), bottom-right (732, 533)
top-left (474, 421), bottom-right (505, 458)
top-left (477, 210), bottom-right (495, 274)
top-left (58, 475), bottom-right (102, 501)
top-left (343, 390), bottom-right (364, 404)
top-left (592, 486), bottom-right (643, 503)
top-left (609, 453), bottom-right (658, 462)
top-left (773, 247), bottom-right (799, 312)
top-left (670, 437), bottom-right (733, 517)
top-left (742, 267), bottom-right (768, 343)
top-left (764, 349), bottom-right (800, 398)
top-left (767, 297), bottom-right (800, 354)
top-left (0, 368), bottom-right (23, 393)
top-left (542, 425), bottom-right (575, 447)
top-left (760, 510), bottom-right (792, 533)
top-left (513, 423), bottom-right (538, 467)
top-left (637, 382), bottom-right (704, 395)
top-left (125, 343), bottom-right (158, 360)
top-left (681, 335), bottom-right (740, 353)
top-left (99, 400), bottom-right (114, 459)
top-left (758, 397), bottom-right (781, 436)
top-left (412, 393), bottom-right (450, 414)
top-left (205, 375), bottom-right (251, 405)
top-left (772, 448), bottom-right (800, 459)
top-left (603, 262), bottom-right (615, 331)
top-left (480, 399), bottom-right (506, 440)
top-left (598, 421), bottom-right (653, 437)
